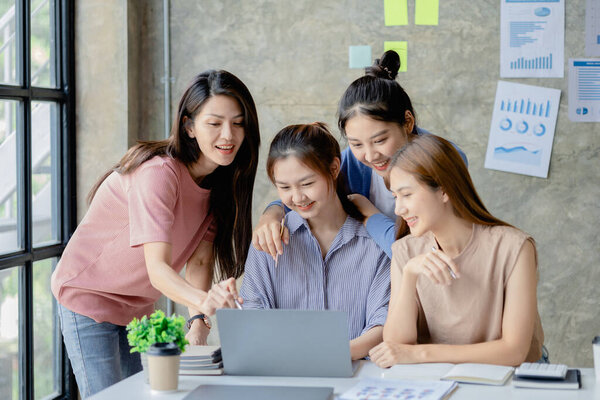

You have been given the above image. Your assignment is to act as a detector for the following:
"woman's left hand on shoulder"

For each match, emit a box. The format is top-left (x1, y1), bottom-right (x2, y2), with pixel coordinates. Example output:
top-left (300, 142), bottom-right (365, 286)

top-left (347, 194), bottom-right (381, 220)
top-left (369, 341), bottom-right (420, 368)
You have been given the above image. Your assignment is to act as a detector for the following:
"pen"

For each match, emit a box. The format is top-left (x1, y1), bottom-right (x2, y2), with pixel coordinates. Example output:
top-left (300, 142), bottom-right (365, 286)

top-left (274, 216), bottom-right (285, 267)
top-left (432, 246), bottom-right (457, 279)
top-left (234, 299), bottom-right (243, 310)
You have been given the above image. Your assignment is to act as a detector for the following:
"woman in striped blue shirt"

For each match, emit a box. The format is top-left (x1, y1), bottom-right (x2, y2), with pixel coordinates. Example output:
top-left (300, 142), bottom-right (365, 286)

top-left (240, 123), bottom-right (391, 360)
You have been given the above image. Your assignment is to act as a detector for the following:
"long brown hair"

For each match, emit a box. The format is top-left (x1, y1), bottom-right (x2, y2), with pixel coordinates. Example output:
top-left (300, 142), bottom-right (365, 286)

top-left (88, 70), bottom-right (260, 280)
top-left (390, 134), bottom-right (510, 240)
top-left (266, 122), bottom-right (364, 222)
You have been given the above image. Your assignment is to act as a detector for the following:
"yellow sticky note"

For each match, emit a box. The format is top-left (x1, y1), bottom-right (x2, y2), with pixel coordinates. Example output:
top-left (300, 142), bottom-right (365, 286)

top-left (384, 0), bottom-right (408, 26)
top-left (415, 0), bottom-right (439, 25)
top-left (384, 41), bottom-right (407, 72)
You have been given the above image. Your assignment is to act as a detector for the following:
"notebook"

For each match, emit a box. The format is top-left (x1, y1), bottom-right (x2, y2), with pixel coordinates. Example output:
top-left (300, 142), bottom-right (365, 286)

top-left (512, 369), bottom-right (581, 390)
top-left (179, 345), bottom-right (223, 376)
top-left (440, 363), bottom-right (514, 386)
top-left (182, 384), bottom-right (333, 400)
top-left (217, 309), bottom-right (358, 377)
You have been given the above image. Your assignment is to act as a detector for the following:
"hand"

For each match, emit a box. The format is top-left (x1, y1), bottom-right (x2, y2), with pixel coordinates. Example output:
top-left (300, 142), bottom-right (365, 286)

top-left (252, 205), bottom-right (289, 261)
top-left (185, 320), bottom-right (210, 345)
top-left (369, 341), bottom-right (420, 368)
top-left (404, 248), bottom-right (460, 286)
top-left (200, 278), bottom-right (242, 316)
top-left (347, 194), bottom-right (381, 220)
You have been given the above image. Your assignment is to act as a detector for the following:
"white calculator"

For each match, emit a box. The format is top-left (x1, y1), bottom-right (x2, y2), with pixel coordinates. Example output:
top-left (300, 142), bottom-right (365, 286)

top-left (514, 362), bottom-right (568, 379)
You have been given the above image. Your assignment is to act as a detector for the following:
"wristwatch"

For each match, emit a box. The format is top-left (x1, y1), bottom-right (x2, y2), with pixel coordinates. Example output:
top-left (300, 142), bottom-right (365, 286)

top-left (186, 314), bottom-right (211, 330)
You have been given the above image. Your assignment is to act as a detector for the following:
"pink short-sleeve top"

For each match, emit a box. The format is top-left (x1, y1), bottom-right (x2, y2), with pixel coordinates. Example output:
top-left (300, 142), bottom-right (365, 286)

top-left (51, 156), bottom-right (215, 325)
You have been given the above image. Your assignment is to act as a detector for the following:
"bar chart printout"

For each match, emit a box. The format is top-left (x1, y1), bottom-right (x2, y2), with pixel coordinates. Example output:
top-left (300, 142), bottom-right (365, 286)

top-left (586, 0), bottom-right (600, 56)
top-left (485, 81), bottom-right (561, 178)
top-left (500, 0), bottom-right (564, 78)
top-left (568, 59), bottom-right (600, 122)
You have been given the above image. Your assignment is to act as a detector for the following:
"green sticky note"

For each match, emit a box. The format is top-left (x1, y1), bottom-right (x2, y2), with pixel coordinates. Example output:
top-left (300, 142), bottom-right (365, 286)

top-left (384, 41), bottom-right (407, 72)
top-left (349, 45), bottom-right (372, 69)
top-left (415, 0), bottom-right (439, 25)
top-left (384, 0), bottom-right (408, 26)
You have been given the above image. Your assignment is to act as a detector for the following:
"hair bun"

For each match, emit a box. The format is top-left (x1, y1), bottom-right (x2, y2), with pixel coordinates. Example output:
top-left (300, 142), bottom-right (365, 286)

top-left (365, 50), bottom-right (400, 80)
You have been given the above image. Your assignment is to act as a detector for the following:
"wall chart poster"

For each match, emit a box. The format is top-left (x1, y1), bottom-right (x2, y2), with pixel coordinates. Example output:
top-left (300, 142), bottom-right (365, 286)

top-left (485, 81), bottom-right (561, 178)
top-left (586, 0), bottom-right (600, 56)
top-left (500, 0), bottom-right (564, 78)
top-left (569, 59), bottom-right (600, 122)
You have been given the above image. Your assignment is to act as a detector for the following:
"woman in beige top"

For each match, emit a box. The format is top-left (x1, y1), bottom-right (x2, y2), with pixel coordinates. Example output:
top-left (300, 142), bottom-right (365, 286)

top-left (369, 134), bottom-right (544, 367)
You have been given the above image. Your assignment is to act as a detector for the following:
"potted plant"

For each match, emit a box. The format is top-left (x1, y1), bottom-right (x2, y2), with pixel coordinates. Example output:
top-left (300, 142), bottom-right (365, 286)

top-left (126, 310), bottom-right (188, 384)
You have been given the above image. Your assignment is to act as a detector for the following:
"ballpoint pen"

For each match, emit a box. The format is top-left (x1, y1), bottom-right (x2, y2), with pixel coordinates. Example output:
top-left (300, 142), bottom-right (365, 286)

top-left (274, 216), bottom-right (285, 267)
top-left (432, 246), bottom-right (457, 279)
top-left (234, 299), bottom-right (243, 310)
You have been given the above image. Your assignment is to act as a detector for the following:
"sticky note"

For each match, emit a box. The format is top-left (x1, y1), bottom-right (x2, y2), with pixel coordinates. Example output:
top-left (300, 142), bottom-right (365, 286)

top-left (384, 0), bottom-right (408, 26)
top-left (415, 0), bottom-right (439, 25)
top-left (384, 41), bottom-right (407, 72)
top-left (349, 45), bottom-right (372, 69)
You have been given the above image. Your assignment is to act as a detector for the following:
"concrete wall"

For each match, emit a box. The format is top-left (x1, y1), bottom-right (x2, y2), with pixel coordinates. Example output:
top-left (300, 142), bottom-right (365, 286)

top-left (75, 0), bottom-right (140, 216)
top-left (76, 1), bottom-right (599, 365)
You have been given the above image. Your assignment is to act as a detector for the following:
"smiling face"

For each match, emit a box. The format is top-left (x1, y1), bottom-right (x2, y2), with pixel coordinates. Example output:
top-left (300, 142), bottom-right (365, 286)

top-left (272, 155), bottom-right (337, 221)
top-left (390, 166), bottom-right (449, 237)
top-left (344, 113), bottom-right (412, 179)
top-left (186, 94), bottom-right (245, 169)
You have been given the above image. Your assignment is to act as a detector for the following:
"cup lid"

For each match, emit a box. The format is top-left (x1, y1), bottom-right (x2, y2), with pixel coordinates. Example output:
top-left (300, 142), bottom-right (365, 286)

top-left (147, 342), bottom-right (181, 356)
top-left (594, 336), bottom-right (600, 345)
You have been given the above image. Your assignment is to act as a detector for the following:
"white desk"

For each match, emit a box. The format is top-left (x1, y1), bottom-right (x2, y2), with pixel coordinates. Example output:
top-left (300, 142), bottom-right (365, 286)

top-left (90, 362), bottom-right (598, 399)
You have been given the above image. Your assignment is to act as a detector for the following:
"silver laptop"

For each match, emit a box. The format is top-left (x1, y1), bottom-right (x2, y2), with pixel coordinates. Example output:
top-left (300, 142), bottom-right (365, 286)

top-left (216, 309), bottom-right (358, 377)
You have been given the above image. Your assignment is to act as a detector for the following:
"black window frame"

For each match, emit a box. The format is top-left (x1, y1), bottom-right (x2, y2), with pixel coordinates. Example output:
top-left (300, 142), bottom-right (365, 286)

top-left (0, 1), bottom-right (75, 399)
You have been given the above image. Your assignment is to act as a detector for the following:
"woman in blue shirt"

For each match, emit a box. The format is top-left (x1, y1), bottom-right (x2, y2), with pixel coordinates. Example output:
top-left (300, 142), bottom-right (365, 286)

top-left (253, 50), bottom-right (467, 258)
top-left (240, 122), bottom-right (390, 360)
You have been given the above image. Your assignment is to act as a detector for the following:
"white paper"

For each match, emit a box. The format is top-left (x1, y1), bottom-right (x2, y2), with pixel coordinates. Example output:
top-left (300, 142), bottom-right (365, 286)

top-left (500, 0), bottom-right (564, 78)
top-left (569, 59), bottom-right (600, 122)
top-left (586, 0), bottom-right (600, 56)
top-left (485, 81), bottom-right (561, 178)
top-left (381, 363), bottom-right (455, 380)
top-left (340, 378), bottom-right (457, 400)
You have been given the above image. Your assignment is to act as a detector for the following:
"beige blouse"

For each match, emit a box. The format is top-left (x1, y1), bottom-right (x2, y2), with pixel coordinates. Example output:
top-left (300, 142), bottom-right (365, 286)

top-left (391, 223), bottom-right (544, 362)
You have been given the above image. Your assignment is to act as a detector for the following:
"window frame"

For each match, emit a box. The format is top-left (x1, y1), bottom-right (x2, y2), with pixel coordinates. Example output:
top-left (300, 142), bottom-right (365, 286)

top-left (0, 1), bottom-right (75, 399)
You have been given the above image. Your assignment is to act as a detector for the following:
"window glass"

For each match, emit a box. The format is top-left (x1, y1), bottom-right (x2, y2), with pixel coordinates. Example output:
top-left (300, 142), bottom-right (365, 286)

top-left (33, 258), bottom-right (60, 399)
top-left (0, 266), bottom-right (19, 400)
top-left (0, 100), bottom-right (19, 255)
top-left (32, 101), bottom-right (59, 246)
top-left (31, 0), bottom-right (55, 87)
top-left (0, 1), bottom-right (18, 85)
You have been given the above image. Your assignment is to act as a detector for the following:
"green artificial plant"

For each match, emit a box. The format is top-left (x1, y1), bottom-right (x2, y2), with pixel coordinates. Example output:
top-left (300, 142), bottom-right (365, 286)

top-left (126, 309), bottom-right (188, 353)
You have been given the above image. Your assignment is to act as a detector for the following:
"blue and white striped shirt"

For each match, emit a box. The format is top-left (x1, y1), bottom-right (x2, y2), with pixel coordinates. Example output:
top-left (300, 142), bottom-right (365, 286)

top-left (240, 211), bottom-right (391, 340)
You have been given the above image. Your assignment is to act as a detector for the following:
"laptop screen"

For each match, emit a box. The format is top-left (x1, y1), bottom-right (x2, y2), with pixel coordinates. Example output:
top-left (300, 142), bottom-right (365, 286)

top-left (216, 309), bottom-right (355, 377)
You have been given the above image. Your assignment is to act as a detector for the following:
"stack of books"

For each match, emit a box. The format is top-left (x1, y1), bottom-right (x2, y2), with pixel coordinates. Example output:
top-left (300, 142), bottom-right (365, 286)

top-left (179, 345), bottom-right (223, 376)
top-left (512, 363), bottom-right (581, 390)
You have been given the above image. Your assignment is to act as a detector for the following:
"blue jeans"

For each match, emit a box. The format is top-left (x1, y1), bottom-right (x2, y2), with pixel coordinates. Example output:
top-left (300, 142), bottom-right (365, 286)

top-left (57, 304), bottom-right (142, 398)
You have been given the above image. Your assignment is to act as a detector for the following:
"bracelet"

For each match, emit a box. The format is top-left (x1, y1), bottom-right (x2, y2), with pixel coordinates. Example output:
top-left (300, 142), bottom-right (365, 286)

top-left (186, 314), bottom-right (211, 330)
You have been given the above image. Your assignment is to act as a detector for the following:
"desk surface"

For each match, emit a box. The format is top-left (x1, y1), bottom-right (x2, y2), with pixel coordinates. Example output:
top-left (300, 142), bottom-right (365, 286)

top-left (89, 362), bottom-right (597, 400)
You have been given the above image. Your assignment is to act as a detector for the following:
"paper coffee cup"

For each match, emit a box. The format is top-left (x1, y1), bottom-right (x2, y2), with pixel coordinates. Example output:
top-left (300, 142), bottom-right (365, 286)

top-left (594, 336), bottom-right (600, 381)
top-left (147, 342), bottom-right (181, 392)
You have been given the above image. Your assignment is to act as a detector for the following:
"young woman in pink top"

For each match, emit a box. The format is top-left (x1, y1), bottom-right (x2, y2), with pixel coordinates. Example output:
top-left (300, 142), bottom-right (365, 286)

top-left (369, 134), bottom-right (545, 367)
top-left (51, 70), bottom-right (260, 397)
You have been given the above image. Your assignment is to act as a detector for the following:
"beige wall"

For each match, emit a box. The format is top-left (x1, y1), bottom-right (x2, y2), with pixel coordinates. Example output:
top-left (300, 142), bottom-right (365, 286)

top-left (76, 1), bottom-right (600, 365)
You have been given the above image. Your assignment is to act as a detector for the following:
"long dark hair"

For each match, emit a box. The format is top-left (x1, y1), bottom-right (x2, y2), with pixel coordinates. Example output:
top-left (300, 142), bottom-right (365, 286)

top-left (266, 122), bottom-right (364, 222)
top-left (338, 50), bottom-right (417, 137)
top-left (88, 70), bottom-right (260, 280)
top-left (390, 134), bottom-right (510, 240)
